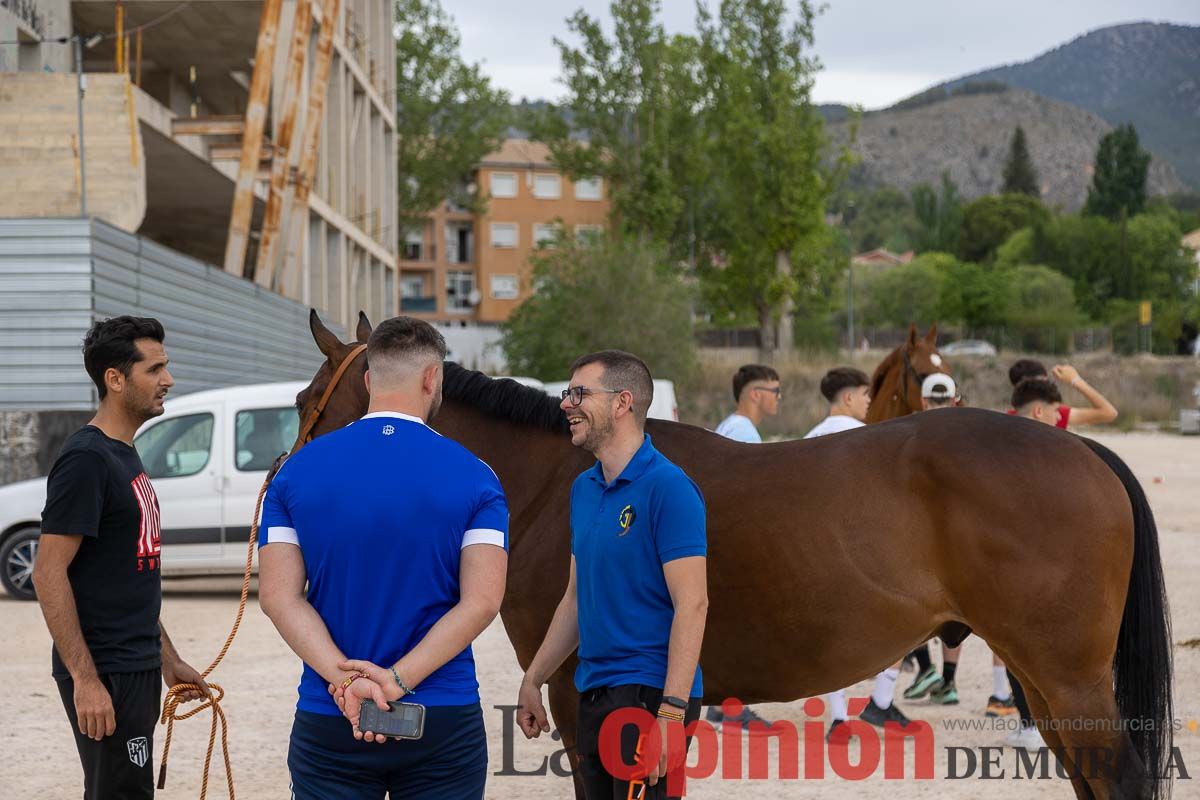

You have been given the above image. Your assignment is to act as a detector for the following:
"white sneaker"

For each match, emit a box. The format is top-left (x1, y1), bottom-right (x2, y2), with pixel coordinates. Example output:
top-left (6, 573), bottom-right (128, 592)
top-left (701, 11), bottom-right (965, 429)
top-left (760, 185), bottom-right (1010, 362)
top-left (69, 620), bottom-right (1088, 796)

top-left (1005, 725), bottom-right (1045, 749)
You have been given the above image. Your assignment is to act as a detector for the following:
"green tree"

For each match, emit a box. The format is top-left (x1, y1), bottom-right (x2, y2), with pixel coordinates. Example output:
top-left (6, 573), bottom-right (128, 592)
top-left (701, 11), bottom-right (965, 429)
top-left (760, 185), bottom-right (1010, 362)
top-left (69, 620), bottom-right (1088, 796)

top-left (859, 257), bottom-right (942, 328)
top-left (530, 1), bottom-right (703, 253)
top-left (696, 0), bottom-right (829, 359)
top-left (958, 193), bottom-right (1049, 263)
top-left (1001, 126), bottom-right (1040, 197)
top-left (910, 173), bottom-right (963, 253)
top-left (936, 257), bottom-right (1013, 331)
top-left (1084, 124), bottom-right (1151, 221)
top-left (1002, 264), bottom-right (1080, 352)
top-left (394, 0), bottom-right (511, 224)
top-left (500, 233), bottom-right (696, 380)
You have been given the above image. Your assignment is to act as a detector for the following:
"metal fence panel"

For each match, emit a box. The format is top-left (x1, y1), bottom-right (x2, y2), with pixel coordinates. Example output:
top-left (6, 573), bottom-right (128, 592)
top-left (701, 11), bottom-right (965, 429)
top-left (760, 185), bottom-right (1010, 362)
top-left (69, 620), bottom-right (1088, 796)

top-left (0, 218), bottom-right (343, 410)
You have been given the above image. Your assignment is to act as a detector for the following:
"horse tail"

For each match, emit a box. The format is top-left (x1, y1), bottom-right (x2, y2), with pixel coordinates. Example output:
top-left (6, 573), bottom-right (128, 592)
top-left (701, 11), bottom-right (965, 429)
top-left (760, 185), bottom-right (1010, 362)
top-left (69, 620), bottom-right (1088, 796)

top-left (1080, 436), bottom-right (1173, 798)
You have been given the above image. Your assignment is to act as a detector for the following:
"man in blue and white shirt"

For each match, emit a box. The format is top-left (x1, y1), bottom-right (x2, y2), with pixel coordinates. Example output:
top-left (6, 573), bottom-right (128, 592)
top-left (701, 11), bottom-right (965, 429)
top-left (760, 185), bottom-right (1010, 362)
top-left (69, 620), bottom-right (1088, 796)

top-left (259, 316), bottom-right (508, 800)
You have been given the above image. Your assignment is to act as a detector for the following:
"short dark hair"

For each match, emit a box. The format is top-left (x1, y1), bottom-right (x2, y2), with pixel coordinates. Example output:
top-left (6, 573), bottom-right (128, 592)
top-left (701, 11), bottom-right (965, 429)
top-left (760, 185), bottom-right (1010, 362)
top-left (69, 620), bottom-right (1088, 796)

top-left (820, 367), bottom-right (869, 403)
top-left (82, 316), bottom-right (165, 400)
top-left (732, 364), bottom-right (779, 402)
top-left (1008, 359), bottom-right (1048, 387)
top-left (569, 350), bottom-right (654, 423)
top-left (1012, 377), bottom-right (1062, 410)
top-left (366, 316), bottom-right (447, 369)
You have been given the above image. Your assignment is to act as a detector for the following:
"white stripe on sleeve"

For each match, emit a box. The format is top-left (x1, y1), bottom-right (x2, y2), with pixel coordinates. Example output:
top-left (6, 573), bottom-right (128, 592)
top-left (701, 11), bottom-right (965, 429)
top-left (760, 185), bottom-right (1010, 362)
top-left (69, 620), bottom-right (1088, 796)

top-left (265, 526), bottom-right (300, 546)
top-left (462, 528), bottom-right (505, 549)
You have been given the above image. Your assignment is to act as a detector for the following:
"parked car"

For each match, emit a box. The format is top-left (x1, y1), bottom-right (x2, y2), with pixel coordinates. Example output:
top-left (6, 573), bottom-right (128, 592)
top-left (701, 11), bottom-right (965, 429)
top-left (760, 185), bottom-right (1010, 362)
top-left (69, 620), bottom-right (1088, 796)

top-left (543, 379), bottom-right (679, 421)
top-left (939, 339), bottom-right (998, 357)
top-left (0, 381), bottom-right (308, 600)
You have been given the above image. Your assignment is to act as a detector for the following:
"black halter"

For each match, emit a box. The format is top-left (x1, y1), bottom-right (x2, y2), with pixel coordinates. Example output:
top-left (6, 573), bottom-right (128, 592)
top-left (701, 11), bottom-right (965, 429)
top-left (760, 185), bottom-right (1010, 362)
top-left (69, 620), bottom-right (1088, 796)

top-left (898, 349), bottom-right (931, 409)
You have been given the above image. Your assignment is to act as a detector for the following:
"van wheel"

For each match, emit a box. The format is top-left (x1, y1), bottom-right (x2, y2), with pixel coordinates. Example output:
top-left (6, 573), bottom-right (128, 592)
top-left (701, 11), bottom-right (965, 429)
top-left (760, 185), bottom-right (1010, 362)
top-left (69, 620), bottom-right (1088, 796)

top-left (1, 527), bottom-right (39, 601)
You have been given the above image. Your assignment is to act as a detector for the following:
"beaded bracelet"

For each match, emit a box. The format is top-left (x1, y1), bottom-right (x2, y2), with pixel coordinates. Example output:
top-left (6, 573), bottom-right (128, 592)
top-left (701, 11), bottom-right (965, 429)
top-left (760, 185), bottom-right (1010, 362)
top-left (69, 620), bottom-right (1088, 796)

top-left (390, 666), bottom-right (416, 696)
top-left (340, 671), bottom-right (367, 691)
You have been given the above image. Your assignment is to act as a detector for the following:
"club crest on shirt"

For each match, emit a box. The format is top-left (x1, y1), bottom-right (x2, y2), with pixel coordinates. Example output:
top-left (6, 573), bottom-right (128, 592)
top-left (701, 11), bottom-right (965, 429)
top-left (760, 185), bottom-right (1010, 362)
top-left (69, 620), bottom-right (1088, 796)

top-left (617, 504), bottom-right (636, 536)
top-left (130, 472), bottom-right (161, 572)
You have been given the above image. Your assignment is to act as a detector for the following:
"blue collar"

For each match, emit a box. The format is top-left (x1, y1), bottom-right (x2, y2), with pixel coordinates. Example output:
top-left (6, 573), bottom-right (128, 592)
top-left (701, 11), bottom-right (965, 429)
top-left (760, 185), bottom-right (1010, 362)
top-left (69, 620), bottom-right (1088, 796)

top-left (586, 434), bottom-right (657, 488)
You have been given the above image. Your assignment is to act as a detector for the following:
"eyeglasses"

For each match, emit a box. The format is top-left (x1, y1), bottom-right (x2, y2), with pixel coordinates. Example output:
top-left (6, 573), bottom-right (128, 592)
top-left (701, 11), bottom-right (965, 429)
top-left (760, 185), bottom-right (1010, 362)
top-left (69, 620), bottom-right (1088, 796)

top-left (753, 386), bottom-right (783, 398)
top-left (561, 386), bottom-right (624, 407)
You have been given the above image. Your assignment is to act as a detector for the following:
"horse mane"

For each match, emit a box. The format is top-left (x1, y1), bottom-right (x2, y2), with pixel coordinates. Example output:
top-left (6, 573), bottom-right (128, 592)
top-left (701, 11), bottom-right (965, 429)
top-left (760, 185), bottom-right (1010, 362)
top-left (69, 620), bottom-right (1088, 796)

top-left (869, 345), bottom-right (902, 400)
top-left (441, 362), bottom-right (569, 434)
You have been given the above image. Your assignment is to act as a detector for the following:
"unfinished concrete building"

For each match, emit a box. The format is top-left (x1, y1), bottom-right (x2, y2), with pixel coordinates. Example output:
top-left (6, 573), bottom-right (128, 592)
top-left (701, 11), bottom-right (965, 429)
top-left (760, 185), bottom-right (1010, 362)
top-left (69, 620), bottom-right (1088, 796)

top-left (1, 0), bottom-right (397, 331)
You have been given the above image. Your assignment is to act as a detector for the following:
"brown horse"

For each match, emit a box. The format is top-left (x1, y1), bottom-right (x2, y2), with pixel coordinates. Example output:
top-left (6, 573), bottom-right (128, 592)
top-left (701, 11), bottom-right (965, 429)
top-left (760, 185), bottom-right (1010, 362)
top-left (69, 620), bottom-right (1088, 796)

top-left (296, 311), bottom-right (1172, 799)
top-left (867, 323), bottom-right (949, 423)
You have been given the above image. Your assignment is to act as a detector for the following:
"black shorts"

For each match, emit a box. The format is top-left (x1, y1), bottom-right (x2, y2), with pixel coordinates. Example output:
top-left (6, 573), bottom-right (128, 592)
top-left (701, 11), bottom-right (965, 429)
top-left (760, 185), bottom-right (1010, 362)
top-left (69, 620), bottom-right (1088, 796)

top-left (287, 704), bottom-right (488, 800)
top-left (576, 684), bottom-right (702, 800)
top-left (56, 668), bottom-right (162, 800)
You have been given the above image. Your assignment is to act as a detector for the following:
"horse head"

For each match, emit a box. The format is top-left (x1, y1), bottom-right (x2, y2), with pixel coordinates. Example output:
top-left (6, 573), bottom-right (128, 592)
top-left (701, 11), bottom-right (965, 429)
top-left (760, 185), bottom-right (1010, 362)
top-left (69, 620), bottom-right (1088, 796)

top-left (294, 309), bottom-right (372, 445)
top-left (865, 323), bottom-right (948, 423)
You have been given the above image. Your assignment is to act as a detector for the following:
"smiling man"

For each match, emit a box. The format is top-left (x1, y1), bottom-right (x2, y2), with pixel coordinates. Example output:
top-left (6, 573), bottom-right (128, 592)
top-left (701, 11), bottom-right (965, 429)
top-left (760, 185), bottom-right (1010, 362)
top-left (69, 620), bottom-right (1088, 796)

top-left (516, 350), bottom-right (708, 799)
top-left (33, 316), bottom-right (209, 800)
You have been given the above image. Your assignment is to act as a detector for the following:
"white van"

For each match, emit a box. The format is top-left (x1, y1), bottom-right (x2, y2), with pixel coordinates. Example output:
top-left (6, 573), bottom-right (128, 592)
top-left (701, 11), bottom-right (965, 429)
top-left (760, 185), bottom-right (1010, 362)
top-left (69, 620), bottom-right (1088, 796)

top-left (543, 379), bottom-right (678, 421)
top-left (0, 382), bottom-right (306, 600)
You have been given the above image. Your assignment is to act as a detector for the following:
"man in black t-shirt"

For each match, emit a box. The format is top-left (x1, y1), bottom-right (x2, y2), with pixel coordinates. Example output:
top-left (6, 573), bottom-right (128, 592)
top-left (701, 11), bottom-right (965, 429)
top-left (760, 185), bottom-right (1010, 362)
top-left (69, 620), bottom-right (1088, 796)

top-left (33, 316), bottom-right (209, 800)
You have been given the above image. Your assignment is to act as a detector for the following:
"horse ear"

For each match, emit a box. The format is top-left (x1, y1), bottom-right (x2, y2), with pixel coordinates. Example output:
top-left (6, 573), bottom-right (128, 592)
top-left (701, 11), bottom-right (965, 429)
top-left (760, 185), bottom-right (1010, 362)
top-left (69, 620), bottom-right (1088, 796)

top-left (907, 323), bottom-right (919, 347)
top-left (925, 323), bottom-right (938, 344)
top-left (356, 311), bottom-right (373, 343)
top-left (309, 308), bottom-right (342, 360)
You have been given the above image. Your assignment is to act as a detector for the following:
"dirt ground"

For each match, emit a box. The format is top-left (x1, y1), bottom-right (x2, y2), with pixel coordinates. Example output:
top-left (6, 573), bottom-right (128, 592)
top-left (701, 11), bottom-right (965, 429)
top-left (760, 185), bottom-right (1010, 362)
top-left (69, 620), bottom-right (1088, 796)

top-left (2, 431), bottom-right (1198, 798)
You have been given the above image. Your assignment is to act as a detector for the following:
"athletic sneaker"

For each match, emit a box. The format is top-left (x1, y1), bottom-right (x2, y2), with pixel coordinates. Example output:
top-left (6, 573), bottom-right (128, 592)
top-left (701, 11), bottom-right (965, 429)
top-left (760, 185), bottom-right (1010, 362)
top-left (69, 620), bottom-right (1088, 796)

top-left (986, 695), bottom-right (1018, 717)
top-left (859, 698), bottom-right (913, 728)
top-left (903, 666), bottom-right (941, 700)
top-left (1005, 724), bottom-right (1045, 749)
top-left (928, 680), bottom-right (959, 705)
top-left (721, 706), bottom-right (774, 730)
top-left (826, 718), bottom-right (852, 745)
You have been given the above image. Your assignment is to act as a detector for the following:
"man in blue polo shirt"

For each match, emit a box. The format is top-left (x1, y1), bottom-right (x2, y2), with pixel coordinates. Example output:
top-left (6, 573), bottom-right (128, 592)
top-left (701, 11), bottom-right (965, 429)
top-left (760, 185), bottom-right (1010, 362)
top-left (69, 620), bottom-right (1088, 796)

top-left (516, 350), bottom-right (708, 800)
top-left (258, 316), bottom-right (508, 800)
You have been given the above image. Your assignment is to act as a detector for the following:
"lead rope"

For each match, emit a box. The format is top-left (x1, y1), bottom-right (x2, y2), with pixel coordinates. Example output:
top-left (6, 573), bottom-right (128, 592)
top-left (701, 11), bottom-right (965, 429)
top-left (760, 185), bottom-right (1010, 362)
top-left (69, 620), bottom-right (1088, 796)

top-left (156, 457), bottom-right (281, 798)
top-left (154, 343), bottom-right (365, 798)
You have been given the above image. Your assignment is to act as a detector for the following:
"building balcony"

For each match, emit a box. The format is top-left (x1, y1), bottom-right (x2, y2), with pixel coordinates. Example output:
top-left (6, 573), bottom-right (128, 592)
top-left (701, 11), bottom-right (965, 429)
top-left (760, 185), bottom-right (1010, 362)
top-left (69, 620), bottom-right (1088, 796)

top-left (400, 296), bottom-right (437, 313)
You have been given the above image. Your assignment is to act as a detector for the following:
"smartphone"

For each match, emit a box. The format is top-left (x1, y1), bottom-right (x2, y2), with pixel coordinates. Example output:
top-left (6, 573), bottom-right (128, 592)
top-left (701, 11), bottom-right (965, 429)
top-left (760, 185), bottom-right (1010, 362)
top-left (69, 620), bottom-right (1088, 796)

top-left (357, 700), bottom-right (426, 740)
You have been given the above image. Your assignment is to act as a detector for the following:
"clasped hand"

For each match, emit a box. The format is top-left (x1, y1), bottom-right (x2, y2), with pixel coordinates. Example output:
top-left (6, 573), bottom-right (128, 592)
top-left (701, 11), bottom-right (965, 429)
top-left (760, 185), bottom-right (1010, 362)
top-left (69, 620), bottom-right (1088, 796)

top-left (327, 659), bottom-right (404, 743)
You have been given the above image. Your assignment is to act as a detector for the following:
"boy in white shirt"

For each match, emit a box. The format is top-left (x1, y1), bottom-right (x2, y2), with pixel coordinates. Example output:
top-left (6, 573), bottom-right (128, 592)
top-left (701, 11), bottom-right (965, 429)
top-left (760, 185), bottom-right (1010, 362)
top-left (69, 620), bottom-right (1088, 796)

top-left (804, 367), bottom-right (914, 742)
top-left (714, 364), bottom-right (780, 443)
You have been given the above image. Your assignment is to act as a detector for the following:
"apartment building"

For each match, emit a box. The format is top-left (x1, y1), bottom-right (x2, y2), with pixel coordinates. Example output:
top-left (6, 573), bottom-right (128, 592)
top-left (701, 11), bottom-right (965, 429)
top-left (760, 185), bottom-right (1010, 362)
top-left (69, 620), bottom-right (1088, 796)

top-left (399, 139), bottom-right (610, 324)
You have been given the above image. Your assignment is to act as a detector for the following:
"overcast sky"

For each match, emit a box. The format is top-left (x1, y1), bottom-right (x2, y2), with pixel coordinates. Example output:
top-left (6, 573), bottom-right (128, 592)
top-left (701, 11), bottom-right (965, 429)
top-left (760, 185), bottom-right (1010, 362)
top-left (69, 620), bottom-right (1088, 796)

top-left (439, 0), bottom-right (1200, 109)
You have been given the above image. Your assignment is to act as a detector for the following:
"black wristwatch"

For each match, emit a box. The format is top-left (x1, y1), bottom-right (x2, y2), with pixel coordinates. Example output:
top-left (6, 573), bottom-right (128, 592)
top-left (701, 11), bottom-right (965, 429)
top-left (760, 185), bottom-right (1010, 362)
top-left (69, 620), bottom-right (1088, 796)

top-left (661, 695), bottom-right (688, 710)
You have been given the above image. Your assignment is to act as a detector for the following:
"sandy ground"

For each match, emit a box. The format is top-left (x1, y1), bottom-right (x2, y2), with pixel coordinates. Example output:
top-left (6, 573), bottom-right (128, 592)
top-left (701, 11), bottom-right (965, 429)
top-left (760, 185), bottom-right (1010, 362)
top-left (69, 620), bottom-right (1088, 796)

top-left (2, 431), bottom-right (1198, 799)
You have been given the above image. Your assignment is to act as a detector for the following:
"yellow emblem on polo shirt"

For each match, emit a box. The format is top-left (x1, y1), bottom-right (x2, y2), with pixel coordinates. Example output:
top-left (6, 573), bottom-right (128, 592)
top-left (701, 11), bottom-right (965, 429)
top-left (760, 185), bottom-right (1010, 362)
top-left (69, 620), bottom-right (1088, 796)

top-left (617, 504), bottom-right (636, 536)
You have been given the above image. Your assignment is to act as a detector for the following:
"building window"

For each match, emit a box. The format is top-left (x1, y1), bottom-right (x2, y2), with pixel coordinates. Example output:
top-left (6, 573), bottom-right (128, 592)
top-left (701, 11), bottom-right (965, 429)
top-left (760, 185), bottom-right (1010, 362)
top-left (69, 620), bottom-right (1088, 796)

top-left (533, 223), bottom-right (560, 247)
top-left (574, 177), bottom-right (603, 201)
top-left (490, 172), bottom-right (517, 198)
top-left (491, 274), bottom-right (519, 300)
top-left (446, 271), bottom-right (476, 312)
top-left (575, 224), bottom-right (604, 244)
top-left (533, 173), bottom-right (562, 199)
top-left (445, 223), bottom-right (473, 264)
top-left (400, 275), bottom-right (424, 299)
top-left (403, 228), bottom-right (423, 261)
top-left (491, 222), bottom-right (519, 249)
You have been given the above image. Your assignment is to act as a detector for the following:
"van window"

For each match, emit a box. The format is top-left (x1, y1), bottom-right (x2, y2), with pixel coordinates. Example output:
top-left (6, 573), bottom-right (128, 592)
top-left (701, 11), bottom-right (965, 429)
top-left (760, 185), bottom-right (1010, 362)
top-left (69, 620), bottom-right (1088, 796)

top-left (135, 414), bottom-right (214, 479)
top-left (235, 408), bottom-right (300, 472)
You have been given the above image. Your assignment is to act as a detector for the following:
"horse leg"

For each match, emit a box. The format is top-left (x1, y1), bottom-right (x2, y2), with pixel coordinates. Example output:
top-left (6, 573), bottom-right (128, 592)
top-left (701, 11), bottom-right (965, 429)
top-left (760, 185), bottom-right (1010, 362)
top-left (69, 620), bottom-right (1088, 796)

top-left (546, 663), bottom-right (585, 800)
top-left (1010, 664), bottom-right (1093, 800)
top-left (1006, 655), bottom-right (1147, 800)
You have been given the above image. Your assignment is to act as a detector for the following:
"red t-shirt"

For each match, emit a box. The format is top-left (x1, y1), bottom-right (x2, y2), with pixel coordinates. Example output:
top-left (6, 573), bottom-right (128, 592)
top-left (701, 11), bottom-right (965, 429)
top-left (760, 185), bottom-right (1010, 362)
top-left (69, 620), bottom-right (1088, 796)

top-left (1005, 406), bottom-right (1071, 429)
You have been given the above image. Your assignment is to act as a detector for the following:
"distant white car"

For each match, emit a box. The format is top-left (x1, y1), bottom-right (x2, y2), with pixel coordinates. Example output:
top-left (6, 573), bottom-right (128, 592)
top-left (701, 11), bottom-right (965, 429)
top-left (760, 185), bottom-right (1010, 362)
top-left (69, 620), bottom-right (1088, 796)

top-left (0, 382), bottom-right (307, 600)
top-left (939, 339), bottom-right (998, 357)
top-left (543, 379), bottom-right (679, 421)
